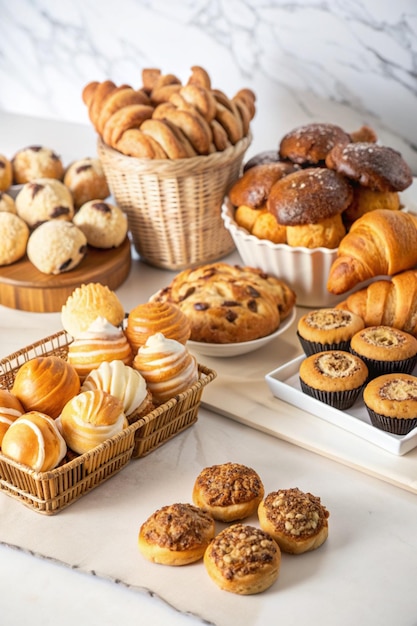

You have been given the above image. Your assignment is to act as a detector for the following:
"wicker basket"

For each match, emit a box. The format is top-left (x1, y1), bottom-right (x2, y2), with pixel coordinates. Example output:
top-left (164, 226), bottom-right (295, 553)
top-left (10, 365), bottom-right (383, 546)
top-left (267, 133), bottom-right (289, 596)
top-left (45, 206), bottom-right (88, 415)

top-left (97, 134), bottom-right (251, 270)
top-left (0, 331), bottom-right (216, 514)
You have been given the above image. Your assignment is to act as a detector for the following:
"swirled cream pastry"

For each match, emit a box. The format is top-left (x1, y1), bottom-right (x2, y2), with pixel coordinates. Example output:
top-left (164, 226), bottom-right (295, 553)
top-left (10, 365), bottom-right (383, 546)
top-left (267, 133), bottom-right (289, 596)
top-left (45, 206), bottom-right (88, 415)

top-left (67, 316), bottom-right (133, 381)
top-left (2, 410), bottom-right (67, 472)
top-left (81, 359), bottom-right (153, 420)
top-left (60, 389), bottom-right (127, 454)
top-left (125, 301), bottom-right (191, 353)
top-left (0, 389), bottom-right (25, 445)
top-left (133, 332), bottom-right (198, 404)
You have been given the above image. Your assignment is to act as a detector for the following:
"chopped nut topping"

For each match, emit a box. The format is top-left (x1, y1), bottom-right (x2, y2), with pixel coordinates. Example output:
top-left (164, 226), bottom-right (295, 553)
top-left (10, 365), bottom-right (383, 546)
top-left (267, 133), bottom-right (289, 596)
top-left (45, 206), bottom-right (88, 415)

top-left (314, 351), bottom-right (360, 378)
top-left (207, 524), bottom-right (279, 580)
top-left (306, 309), bottom-right (352, 330)
top-left (141, 503), bottom-right (214, 551)
top-left (379, 378), bottom-right (417, 401)
top-left (360, 327), bottom-right (405, 348)
top-left (263, 488), bottom-right (329, 538)
top-left (195, 463), bottom-right (264, 507)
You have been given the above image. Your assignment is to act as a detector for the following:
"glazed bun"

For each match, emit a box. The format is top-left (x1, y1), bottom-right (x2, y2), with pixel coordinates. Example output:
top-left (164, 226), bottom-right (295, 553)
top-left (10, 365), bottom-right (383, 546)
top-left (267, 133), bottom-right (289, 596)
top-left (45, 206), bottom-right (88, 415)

top-left (0, 389), bottom-right (25, 445)
top-left (125, 301), bottom-right (191, 353)
top-left (12, 356), bottom-right (80, 419)
top-left (1, 411), bottom-right (67, 471)
top-left (60, 389), bottom-right (127, 454)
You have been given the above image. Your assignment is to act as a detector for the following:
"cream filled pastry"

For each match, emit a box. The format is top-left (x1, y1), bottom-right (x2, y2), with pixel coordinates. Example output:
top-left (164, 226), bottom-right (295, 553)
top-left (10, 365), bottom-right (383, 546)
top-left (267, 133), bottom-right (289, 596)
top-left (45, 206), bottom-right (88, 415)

top-left (60, 389), bottom-right (127, 454)
top-left (2, 410), bottom-right (67, 472)
top-left (0, 389), bottom-right (25, 445)
top-left (67, 316), bottom-right (133, 381)
top-left (133, 332), bottom-right (198, 404)
top-left (81, 359), bottom-right (153, 419)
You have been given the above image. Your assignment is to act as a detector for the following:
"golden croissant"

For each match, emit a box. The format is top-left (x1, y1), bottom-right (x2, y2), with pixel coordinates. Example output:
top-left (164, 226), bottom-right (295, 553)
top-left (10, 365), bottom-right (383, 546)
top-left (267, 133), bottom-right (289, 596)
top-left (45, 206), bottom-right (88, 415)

top-left (327, 209), bottom-right (417, 295)
top-left (337, 269), bottom-right (417, 335)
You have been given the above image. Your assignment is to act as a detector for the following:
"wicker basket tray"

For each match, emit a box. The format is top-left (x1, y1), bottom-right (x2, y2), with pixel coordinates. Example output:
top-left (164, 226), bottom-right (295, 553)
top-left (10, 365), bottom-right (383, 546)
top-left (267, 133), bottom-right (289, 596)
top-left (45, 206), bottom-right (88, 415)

top-left (0, 331), bottom-right (216, 514)
top-left (97, 134), bottom-right (251, 270)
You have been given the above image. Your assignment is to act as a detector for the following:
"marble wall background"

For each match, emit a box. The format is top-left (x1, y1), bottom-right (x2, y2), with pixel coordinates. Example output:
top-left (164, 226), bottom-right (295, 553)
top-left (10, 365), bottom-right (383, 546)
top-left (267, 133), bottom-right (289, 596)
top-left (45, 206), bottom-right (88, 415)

top-left (1, 0), bottom-right (416, 172)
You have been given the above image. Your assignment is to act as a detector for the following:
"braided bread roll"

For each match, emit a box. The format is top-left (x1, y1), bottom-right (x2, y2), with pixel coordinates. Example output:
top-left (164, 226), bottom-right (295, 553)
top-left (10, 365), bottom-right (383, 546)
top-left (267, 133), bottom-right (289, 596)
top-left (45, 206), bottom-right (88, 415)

top-left (337, 270), bottom-right (417, 336)
top-left (327, 210), bottom-right (417, 295)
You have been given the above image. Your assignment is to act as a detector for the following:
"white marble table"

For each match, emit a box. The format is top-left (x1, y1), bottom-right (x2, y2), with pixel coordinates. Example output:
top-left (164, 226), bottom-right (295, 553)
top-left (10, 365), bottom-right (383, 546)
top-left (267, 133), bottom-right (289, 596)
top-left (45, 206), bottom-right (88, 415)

top-left (1, 113), bottom-right (417, 626)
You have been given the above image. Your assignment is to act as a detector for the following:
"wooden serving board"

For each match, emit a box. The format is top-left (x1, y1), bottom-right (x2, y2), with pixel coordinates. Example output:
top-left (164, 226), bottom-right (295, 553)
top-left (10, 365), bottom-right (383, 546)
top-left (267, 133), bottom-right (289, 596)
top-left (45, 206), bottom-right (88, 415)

top-left (0, 237), bottom-right (131, 313)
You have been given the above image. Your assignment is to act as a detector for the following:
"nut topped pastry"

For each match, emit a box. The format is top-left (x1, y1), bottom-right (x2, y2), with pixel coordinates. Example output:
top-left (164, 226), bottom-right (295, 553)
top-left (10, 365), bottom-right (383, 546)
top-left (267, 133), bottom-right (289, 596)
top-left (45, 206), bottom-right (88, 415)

top-left (192, 462), bottom-right (265, 522)
top-left (258, 487), bottom-right (329, 554)
top-left (363, 373), bottom-right (417, 435)
top-left (204, 523), bottom-right (281, 594)
top-left (297, 308), bottom-right (365, 355)
top-left (138, 503), bottom-right (215, 566)
top-left (151, 262), bottom-right (296, 343)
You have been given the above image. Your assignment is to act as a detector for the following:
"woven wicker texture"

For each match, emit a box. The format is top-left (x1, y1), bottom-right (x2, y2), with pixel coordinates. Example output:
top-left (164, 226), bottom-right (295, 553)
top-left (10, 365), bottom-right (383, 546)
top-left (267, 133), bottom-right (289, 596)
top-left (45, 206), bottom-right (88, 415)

top-left (97, 134), bottom-right (251, 269)
top-left (0, 331), bottom-right (216, 514)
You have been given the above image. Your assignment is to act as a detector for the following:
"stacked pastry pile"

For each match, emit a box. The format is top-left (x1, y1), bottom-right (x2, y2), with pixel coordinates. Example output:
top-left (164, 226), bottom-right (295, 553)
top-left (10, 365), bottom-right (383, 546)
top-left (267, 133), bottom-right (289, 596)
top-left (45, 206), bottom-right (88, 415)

top-left (82, 65), bottom-right (256, 159)
top-left (0, 282), bottom-right (202, 471)
top-left (0, 145), bottom-right (130, 274)
top-left (229, 122), bottom-right (413, 250)
top-left (138, 461), bottom-right (329, 595)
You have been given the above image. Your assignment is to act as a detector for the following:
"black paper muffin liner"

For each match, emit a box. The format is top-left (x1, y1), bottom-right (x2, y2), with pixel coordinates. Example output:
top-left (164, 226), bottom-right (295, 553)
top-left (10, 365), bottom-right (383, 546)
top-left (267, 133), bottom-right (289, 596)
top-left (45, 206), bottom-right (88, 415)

top-left (297, 332), bottom-right (351, 357)
top-left (299, 379), bottom-right (365, 410)
top-left (349, 349), bottom-right (417, 379)
top-left (365, 407), bottom-right (417, 435)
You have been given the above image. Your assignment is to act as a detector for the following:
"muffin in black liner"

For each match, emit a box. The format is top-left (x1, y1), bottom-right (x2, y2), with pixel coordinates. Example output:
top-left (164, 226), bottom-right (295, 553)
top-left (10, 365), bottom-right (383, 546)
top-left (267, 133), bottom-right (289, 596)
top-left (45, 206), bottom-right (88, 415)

top-left (299, 350), bottom-right (369, 411)
top-left (297, 309), bottom-right (365, 357)
top-left (349, 326), bottom-right (417, 380)
top-left (363, 373), bottom-right (417, 435)
top-left (299, 379), bottom-right (366, 410)
top-left (365, 407), bottom-right (417, 435)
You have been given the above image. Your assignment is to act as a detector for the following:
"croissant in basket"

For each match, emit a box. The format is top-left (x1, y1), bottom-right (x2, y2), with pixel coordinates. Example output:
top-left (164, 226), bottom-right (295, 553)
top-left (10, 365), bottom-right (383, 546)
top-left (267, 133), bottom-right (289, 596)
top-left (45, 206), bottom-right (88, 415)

top-left (82, 65), bottom-right (256, 159)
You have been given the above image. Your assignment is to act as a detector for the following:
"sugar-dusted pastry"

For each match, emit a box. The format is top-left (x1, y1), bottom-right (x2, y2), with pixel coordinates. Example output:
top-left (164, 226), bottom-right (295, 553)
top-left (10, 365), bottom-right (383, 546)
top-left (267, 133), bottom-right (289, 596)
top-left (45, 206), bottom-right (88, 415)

top-left (133, 332), bottom-right (198, 405)
top-left (192, 462), bottom-right (265, 522)
top-left (204, 523), bottom-right (281, 594)
top-left (12, 355), bottom-right (80, 419)
top-left (0, 154), bottom-right (13, 191)
top-left (61, 283), bottom-right (125, 338)
top-left (27, 220), bottom-right (87, 274)
top-left (138, 503), bottom-right (215, 566)
top-left (0, 389), bottom-right (25, 445)
top-left (279, 122), bottom-right (351, 165)
top-left (0, 212), bottom-right (30, 266)
top-left (0, 191), bottom-right (16, 213)
top-left (67, 316), bottom-right (133, 381)
top-left (258, 488), bottom-right (329, 554)
top-left (1, 411), bottom-right (67, 471)
top-left (81, 359), bottom-right (153, 420)
top-left (63, 157), bottom-right (110, 209)
top-left (125, 301), bottom-right (191, 354)
top-left (11, 145), bottom-right (64, 184)
top-left (73, 200), bottom-right (128, 248)
top-left (60, 389), bottom-right (127, 455)
top-left (15, 178), bottom-right (74, 228)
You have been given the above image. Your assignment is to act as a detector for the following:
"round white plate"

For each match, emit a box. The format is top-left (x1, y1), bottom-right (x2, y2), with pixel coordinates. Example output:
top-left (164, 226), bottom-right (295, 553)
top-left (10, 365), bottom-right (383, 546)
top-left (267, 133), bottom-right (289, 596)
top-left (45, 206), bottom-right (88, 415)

top-left (187, 308), bottom-right (296, 358)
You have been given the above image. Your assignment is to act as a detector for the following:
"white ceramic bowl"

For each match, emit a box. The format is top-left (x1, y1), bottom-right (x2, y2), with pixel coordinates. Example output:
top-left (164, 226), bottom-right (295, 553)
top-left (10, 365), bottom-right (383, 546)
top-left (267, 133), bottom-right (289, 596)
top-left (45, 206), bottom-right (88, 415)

top-left (187, 308), bottom-right (296, 358)
top-left (221, 199), bottom-right (342, 308)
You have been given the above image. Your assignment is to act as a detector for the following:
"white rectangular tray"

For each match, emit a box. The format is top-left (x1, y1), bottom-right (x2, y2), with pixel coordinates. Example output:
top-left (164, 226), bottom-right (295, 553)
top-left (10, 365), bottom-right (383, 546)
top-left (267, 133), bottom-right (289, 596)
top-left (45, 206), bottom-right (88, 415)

top-left (265, 355), bottom-right (417, 456)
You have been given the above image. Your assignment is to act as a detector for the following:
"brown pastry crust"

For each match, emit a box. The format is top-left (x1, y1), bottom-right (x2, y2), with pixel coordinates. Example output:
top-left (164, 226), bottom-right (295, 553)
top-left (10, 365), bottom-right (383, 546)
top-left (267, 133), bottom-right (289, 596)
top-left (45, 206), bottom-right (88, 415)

top-left (151, 262), bottom-right (296, 344)
top-left (63, 157), bottom-right (110, 209)
top-left (12, 145), bottom-right (64, 185)
top-left (267, 167), bottom-right (354, 226)
top-left (325, 142), bottom-right (413, 192)
top-left (343, 185), bottom-right (400, 226)
top-left (258, 488), bottom-right (329, 554)
top-left (12, 356), bottom-right (80, 419)
top-left (96, 86), bottom-right (151, 135)
top-left (140, 118), bottom-right (197, 158)
top-left (285, 214), bottom-right (346, 249)
top-left (115, 129), bottom-right (168, 159)
top-left (279, 122), bottom-right (351, 165)
top-left (192, 462), bottom-right (265, 522)
top-left (0, 389), bottom-right (24, 445)
top-left (125, 301), bottom-right (191, 353)
top-left (229, 162), bottom-right (298, 208)
top-left (204, 523), bottom-right (281, 594)
top-left (243, 150), bottom-right (282, 172)
top-left (102, 103), bottom-right (154, 147)
top-left (138, 503), bottom-right (215, 566)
